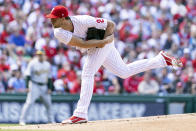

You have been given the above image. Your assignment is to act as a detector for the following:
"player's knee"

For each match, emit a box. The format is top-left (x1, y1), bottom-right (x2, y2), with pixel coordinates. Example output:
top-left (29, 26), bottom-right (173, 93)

top-left (117, 69), bottom-right (130, 79)
top-left (119, 74), bottom-right (129, 79)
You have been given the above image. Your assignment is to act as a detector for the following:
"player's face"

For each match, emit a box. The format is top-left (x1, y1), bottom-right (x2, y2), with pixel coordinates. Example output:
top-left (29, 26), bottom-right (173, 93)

top-left (51, 18), bottom-right (58, 27)
top-left (51, 18), bottom-right (62, 28)
top-left (37, 54), bottom-right (44, 62)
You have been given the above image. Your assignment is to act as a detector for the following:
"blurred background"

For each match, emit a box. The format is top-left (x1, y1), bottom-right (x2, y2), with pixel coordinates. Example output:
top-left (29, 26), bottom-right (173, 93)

top-left (0, 0), bottom-right (196, 123)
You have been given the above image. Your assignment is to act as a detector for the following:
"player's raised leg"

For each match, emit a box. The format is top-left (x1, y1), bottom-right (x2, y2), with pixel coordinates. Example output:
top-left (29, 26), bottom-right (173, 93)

top-left (103, 45), bottom-right (182, 79)
top-left (19, 83), bottom-right (41, 125)
top-left (62, 42), bottom-right (113, 124)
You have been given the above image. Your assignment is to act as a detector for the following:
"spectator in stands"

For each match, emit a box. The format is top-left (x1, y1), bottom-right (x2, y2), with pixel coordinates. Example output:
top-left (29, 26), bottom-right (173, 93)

top-left (54, 74), bottom-right (68, 94)
top-left (189, 24), bottom-right (196, 50)
top-left (8, 28), bottom-right (26, 47)
top-left (64, 70), bottom-right (80, 94)
top-left (184, 73), bottom-right (194, 94)
top-left (0, 5), bottom-right (14, 23)
top-left (8, 69), bottom-right (26, 93)
top-left (0, 71), bottom-right (6, 93)
top-left (181, 48), bottom-right (192, 67)
top-left (191, 50), bottom-right (196, 72)
top-left (163, 30), bottom-right (173, 50)
top-left (101, 68), bottom-right (121, 94)
top-left (69, 73), bottom-right (81, 94)
top-left (0, 26), bottom-right (10, 44)
top-left (171, 70), bottom-right (182, 93)
top-left (191, 73), bottom-right (196, 94)
top-left (42, 34), bottom-right (57, 60)
top-left (109, 77), bottom-right (121, 94)
top-left (66, 48), bottom-right (81, 70)
top-left (182, 65), bottom-right (194, 93)
top-left (57, 63), bottom-right (72, 79)
top-left (94, 79), bottom-right (105, 95)
top-left (138, 71), bottom-right (159, 95)
top-left (159, 68), bottom-right (172, 94)
top-left (0, 56), bottom-right (10, 72)
top-left (53, 48), bottom-right (68, 67)
top-left (175, 82), bottom-right (184, 94)
top-left (123, 75), bottom-right (142, 94)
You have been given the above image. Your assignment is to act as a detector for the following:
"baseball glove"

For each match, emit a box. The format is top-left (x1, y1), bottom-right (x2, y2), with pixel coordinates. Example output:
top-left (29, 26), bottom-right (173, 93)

top-left (86, 27), bottom-right (105, 40)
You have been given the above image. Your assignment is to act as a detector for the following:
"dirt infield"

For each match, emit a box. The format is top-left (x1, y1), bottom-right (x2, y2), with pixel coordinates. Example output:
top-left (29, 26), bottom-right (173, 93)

top-left (1, 113), bottom-right (196, 131)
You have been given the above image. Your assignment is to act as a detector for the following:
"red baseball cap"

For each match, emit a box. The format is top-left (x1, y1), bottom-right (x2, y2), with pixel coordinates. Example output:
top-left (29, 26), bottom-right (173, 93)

top-left (46, 5), bottom-right (68, 18)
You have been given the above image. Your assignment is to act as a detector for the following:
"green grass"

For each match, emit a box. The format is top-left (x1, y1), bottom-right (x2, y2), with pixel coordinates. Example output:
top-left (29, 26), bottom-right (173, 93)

top-left (0, 124), bottom-right (19, 126)
top-left (0, 124), bottom-right (47, 131)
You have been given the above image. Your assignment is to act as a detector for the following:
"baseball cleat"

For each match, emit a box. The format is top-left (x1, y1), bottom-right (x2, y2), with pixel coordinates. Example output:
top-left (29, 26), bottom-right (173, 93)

top-left (160, 51), bottom-right (183, 68)
top-left (61, 116), bottom-right (87, 124)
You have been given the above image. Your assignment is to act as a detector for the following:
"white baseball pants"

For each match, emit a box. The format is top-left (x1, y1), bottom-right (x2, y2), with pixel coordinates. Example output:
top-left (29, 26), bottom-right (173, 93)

top-left (73, 41), bottom-right (167, 119)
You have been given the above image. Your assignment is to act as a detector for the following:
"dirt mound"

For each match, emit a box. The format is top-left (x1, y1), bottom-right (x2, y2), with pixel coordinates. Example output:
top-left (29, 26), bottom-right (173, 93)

top-left (1, 113), bottom-right (196, 131)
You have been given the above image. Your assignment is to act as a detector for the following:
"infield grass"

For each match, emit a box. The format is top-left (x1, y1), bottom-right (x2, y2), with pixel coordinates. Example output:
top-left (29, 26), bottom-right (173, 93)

top-left (0, 124), bottom-right (47, 131)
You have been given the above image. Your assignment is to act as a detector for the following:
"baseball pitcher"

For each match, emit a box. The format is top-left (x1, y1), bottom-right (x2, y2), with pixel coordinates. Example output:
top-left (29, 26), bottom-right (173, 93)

top-left (46, 5), bottom-right (182, 124)
top-left (19, 50), bottom-right (54, 125)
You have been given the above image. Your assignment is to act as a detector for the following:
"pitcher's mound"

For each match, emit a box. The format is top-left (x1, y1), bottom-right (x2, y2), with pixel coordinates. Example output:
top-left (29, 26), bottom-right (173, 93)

top-left (1, 113), bottom-right (196, 131)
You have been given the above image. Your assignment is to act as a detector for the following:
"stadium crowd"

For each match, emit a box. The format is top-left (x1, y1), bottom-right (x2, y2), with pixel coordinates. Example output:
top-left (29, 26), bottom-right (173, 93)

top-left (0, 0), bottom-right (196, 95)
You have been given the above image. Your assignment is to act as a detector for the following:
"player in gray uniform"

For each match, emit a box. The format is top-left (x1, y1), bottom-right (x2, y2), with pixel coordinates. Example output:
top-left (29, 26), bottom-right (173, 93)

top-left (19, 50), bottom-right (54, 125)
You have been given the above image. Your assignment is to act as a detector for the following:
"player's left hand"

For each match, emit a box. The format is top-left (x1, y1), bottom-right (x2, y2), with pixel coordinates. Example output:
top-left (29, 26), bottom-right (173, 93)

top-left (97, 34), bottom-right (114, 48)
top-left (104, 34), bottom-right (114, 44)
top-left (48, 89), bottom-right (52, 94)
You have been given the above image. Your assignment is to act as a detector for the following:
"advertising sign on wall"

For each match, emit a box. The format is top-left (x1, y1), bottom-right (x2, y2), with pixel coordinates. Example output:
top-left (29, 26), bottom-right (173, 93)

top-left (0, 102), bottom-right (165, 123)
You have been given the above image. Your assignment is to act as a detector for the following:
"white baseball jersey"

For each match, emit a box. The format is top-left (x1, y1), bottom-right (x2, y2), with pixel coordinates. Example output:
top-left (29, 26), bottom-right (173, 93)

top-left (54, 15), bottom-right (107, 52)
top-left (25, 58), bottom-right (51, 83)
top-left (53, 15), bottom-right (167, 121)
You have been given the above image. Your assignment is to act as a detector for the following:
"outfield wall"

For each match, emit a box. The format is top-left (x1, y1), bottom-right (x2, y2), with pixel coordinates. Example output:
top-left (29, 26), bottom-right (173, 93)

top-left (0, 93), bottom-right (194, 123)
